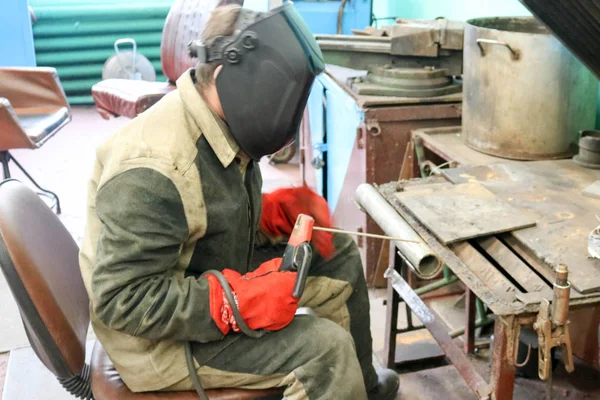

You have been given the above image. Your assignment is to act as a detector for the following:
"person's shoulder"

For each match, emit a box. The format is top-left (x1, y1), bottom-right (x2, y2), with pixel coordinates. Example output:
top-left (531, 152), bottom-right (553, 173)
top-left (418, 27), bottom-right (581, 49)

top-left (96, 91), bottom-right (199, 181)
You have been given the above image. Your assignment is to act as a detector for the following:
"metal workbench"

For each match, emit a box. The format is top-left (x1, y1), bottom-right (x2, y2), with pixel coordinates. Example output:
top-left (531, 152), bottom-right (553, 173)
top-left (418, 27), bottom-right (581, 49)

top-left (364, 127), bottom-right (600, 400)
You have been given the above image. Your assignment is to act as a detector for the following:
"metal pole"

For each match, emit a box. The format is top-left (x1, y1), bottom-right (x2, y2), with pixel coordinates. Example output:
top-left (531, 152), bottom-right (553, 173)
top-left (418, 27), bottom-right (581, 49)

top-left (356, 183), bottom-right (443, 279)
top-left (386, 268), bottom-right (491, 399)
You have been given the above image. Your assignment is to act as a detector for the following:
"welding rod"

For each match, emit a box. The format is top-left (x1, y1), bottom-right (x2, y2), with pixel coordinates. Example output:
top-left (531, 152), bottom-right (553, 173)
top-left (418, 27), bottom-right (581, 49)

top-left (313, 226), bottom-right (420, 244)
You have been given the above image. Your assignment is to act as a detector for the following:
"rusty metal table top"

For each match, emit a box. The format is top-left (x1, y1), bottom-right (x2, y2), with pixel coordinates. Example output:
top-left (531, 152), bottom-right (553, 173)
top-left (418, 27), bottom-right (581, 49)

top-left (378, 180), bottom-right (600, 317)
top-left (376, 128), bottom-right (600, 316)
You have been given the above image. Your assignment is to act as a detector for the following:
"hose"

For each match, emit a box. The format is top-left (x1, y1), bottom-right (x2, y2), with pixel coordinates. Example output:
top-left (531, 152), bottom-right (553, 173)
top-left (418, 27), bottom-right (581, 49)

top-left (184, 269), bottom-right (268, 400)
top-left (337, 0), bottom-right (349, 34)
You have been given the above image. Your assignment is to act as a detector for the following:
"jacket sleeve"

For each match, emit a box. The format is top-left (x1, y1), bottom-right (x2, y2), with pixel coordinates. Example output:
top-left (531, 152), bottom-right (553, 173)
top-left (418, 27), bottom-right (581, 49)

top-left (91, 167), bottom-right (224, 343)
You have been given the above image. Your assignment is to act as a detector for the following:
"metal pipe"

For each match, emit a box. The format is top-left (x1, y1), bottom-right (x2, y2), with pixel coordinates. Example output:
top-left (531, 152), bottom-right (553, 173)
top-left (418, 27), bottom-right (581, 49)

top-left (450, 316), bottom-right (494, 338)
top-left (415, 274), bottom-right (458, 295)
top-left (551, 264), bottom-right (570, 326)
top-left (336, 0), bottom-right (349, 34)
top-left (356, 184), bottom-right (443, 279)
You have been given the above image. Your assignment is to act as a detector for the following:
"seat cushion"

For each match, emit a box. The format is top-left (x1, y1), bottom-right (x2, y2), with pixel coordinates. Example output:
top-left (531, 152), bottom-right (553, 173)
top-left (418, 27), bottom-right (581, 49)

top-left (92, 79), bottom-right (175, 120)
top-left (91, 341), bottom-right (284, 400)
top-left (18, 106), bottom-right (71, 145)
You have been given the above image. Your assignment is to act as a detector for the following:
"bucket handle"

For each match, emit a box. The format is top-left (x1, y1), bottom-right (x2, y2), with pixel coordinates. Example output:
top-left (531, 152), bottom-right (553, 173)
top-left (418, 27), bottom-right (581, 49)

top-left (114, 38), bottom-right (138, 78)
top-left (476, 38), bottom-right (520, 60)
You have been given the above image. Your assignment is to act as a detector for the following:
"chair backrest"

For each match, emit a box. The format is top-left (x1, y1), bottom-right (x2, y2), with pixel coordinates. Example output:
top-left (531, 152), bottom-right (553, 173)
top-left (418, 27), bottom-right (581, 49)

top-left (0, 67), bottom-right (71, 150)
top-left (160, 0), bottom-right (244, 83)
top-left (0, 180), bottom-right (89, 379)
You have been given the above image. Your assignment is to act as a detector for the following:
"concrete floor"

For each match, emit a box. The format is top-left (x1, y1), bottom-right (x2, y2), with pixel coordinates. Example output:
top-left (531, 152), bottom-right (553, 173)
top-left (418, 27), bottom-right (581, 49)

top-left (0, 107), bottom-right (599, 399)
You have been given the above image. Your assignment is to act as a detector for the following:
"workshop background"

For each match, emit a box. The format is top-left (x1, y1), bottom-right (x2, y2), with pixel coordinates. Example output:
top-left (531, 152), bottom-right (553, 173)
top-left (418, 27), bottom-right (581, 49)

top-left (2, 0), bottom-right (600, 399)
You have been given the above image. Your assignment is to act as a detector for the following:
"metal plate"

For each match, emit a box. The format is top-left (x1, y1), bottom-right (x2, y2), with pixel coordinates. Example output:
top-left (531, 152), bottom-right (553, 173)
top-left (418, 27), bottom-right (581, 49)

top-left (443, 161), bottom-right (600, 293)
top-left (395, 182), bottom-right (537, 244)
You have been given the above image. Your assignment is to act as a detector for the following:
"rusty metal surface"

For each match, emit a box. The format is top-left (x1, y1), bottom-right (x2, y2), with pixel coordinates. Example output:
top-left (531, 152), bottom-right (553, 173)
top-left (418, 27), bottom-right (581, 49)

top-left (317, 16), bottom-right (464, 76)
top-left (475, 236), bottom-right (550, 295)
top-left (322, 70), bottom-right (461, 285)
top-left (574, 130), bottom-right (600, 169)
top-left (568, 306), bottom-right (600, 368)
top-left (462, 17), bottom-right (598, 160)
top-left (351, 68), bottom-right (462, 98)
top-left (442, 161), bottom-right (600, 294)
top-left (465, 289), bottom-right (476, 354)
top-left (451, 241), bottom-right (521, 303)
top-left (391, 18), bottom-right (465, 55)
top-left (349, 66), bottom-right (462, 98)
top-left (519, 0), bottom-right (600, 80)
top-left (358, 106), bottom-right (462, 284)
top-left (378, 180), bottom-right (600, 314)
top-left (394, 183), bottom-right (537, 244)
top-left (325, 65), bottom-right (463, 108)
top-left (386, 268), bottom-right (491, 399)
top-left (412, 127), bottom-right (502, 167)
top-left (316, 34), bottom-right (392, 53)
top-left (379, 182), bottom-right (528, 316)
top-left (490, 316), bottom-right (521, 400)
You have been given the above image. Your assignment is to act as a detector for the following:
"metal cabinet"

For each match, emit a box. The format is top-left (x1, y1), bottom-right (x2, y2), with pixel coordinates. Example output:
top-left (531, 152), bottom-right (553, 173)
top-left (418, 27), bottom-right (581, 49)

top-left (302, 70), bottom-right (462, 285)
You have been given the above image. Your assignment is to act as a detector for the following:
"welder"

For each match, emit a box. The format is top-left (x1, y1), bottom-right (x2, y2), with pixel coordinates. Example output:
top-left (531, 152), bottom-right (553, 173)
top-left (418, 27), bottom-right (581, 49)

top-left (79, 3), bottom-right (399, 399)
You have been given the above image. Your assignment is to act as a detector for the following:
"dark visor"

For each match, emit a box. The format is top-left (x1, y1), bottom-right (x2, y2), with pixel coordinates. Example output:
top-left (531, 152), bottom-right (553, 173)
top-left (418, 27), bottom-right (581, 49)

top-left (275, 3), bottom-right (325, 74)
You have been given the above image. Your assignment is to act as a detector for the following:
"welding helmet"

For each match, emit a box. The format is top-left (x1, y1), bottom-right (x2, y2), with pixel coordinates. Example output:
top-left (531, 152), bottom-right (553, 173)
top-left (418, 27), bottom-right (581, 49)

top-left (190, 3), bottom-right (325, 160)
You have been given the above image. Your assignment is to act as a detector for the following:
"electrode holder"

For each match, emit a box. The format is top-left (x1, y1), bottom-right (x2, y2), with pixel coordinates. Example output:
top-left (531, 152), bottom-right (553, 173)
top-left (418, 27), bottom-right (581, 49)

top-left (533, 264), bottom-right (575, 381)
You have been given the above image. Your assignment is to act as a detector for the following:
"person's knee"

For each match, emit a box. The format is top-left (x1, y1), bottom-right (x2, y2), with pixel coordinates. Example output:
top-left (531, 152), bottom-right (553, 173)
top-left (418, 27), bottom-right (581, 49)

top-left (305, 317), bottom-right (357, 358)
top-left (303, 318), bottom-right (366, 395)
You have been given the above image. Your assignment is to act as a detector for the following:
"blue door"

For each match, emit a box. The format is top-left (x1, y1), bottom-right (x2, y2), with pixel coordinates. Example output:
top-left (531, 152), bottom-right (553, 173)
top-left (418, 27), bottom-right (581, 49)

top-left (307, 74), bottom-right (363, 212)
top-left (306, 79), bottom-right (326, 196)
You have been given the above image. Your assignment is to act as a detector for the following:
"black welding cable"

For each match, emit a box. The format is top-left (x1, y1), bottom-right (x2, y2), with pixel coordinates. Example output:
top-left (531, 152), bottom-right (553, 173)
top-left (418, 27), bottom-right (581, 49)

top-left (185, 269), bottom-right (268, 400)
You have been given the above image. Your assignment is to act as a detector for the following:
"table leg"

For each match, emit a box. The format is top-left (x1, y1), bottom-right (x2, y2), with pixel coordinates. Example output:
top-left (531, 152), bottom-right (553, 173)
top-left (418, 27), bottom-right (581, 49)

top-left (402, 260), bottom-right (414, 331)
top-left (490, 316), bottom-right (520, 400)
top-left (383, 250), bottom-right (400, 368)
top-left (465, 289), bottom-right (476, 353)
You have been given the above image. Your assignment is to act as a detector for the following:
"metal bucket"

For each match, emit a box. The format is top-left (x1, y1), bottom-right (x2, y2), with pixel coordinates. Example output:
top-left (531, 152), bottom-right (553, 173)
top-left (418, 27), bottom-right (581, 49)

top-left (463, 17), bottom-right (598, 160)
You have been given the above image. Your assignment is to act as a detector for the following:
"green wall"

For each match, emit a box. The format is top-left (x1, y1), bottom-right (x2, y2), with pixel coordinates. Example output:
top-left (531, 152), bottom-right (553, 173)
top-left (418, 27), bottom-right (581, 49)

top-left (373, 0), bottom-right (530, 25)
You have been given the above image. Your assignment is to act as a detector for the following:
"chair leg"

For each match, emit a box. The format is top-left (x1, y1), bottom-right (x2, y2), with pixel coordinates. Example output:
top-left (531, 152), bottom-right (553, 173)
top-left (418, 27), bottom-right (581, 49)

top-left (0, 151), bottom-right (11, 179)
top-left (7, 152), bottom-right (61, 214)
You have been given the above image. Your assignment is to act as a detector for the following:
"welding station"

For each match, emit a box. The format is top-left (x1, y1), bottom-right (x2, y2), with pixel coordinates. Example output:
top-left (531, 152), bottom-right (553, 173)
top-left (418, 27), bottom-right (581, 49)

top-left (0, 1), bottom-right (599, 399)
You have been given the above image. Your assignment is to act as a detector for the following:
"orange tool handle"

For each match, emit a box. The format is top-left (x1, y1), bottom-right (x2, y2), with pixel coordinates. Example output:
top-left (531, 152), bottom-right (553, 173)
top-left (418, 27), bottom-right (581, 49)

top-left (279, 214), bottom-right (314, 298)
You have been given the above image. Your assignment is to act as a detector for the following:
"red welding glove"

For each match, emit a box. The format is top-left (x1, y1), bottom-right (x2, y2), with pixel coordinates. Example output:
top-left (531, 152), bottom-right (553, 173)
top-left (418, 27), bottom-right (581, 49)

top-left (260, 185), bottom-right (335, 259)
top-left (206, 258), bottom-right (299, 335)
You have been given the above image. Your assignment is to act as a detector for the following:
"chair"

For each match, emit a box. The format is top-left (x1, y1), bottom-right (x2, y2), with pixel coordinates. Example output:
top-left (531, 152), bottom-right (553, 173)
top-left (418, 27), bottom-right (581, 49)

top-left (0, 67), bottom-right (70, 213)
top-left (0, 180), bottom-right (284, 400)
top-left (92, 0), bottom-right (242, 120)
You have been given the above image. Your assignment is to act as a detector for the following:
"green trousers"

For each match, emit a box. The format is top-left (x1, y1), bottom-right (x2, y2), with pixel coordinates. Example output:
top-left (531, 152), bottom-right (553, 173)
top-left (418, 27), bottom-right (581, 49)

top-left (167, 233), bottom-right (378, 399)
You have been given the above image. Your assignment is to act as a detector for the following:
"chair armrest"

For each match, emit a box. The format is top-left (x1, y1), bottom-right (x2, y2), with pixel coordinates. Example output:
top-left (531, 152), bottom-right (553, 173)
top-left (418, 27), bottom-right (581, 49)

top-left (0, 67), bottom-right (70, 114)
